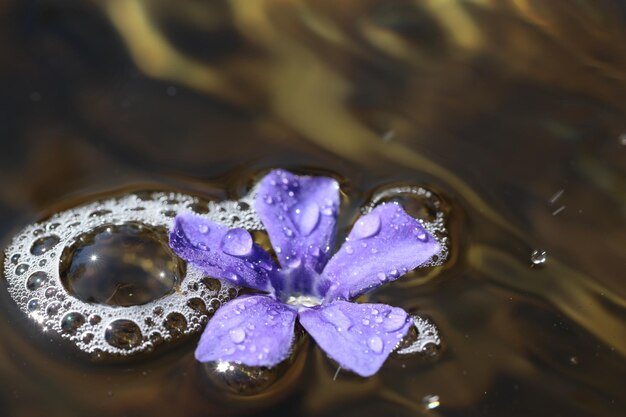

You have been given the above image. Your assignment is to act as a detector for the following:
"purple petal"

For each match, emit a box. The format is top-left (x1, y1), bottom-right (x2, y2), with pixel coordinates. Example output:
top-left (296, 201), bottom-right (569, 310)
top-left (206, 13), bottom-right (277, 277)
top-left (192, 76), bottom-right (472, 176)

top-left (255, 169), bottom-right (340, 273)
top-left (299, 300), bottom-right (411, 377)
top-left (195, 295), bottom-right (298, 367)
top-left (170, 213), bottom-right (277, 292)
top-left (322, 204), bottom-right (440, 300)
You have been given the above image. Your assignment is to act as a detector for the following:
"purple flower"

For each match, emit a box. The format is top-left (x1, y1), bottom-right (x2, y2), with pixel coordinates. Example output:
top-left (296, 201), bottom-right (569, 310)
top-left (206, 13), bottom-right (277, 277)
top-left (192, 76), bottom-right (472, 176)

top-left (169, 169), bottom-right (441, 377)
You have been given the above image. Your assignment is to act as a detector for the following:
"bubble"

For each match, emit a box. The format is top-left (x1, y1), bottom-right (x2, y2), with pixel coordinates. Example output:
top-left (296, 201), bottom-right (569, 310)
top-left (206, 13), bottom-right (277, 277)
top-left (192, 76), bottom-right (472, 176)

top-left (395, 315), bottom-right (442, 357)
top-left (82, 333), bottom-right (94, 344)
top-left (26, 271), bottom-right (48, 291)
top-left (10, 254), bottom-right (20, 265)
top-left (163, 312), bottom-right (187, 335)
top-left (187, 298), bottom-right (207, 314)
top-left (61, 312), bottom-right (85, 335)
top-left (59, 222), bottom-right (185, 307)
top-left (105, 320), bottom-right (143, 350)
top-left (44, 287), bottom-right (57, 298)
top-left (15, 264), bottom-right (29, 276)
top-left (46, 302), bottom-right (61, 316)
top-left (88, 314), bottom-right (101, 325)
top-left (531, 249), bottom-right (547, 266)
top-left (30, 235), bottom-right (60, 255)
top-left (27, 299), bottom-right (40, 311)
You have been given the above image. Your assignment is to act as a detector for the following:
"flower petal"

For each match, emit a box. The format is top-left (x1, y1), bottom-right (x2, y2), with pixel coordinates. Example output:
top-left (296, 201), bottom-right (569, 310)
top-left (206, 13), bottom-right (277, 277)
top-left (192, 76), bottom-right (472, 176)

top-left (195, 295), bottom-right (298, 367)
top-left (170, 213), bottom-right (277, 292)
top-left (322, 203), bottom-right (440, 300)
top-left (299, 300), bottom-right (411, 377)
top-left (255, 169), bottom-right (340, 273)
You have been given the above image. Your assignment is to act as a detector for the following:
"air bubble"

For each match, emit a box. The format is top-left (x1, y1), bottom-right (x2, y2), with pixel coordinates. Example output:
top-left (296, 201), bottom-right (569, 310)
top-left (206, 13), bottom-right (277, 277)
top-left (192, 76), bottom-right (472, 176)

top-left (26, 271), bottom-right (48, 290)
top-left (27, 299), bottom-right (40, 311)
top-left (30, 235), bottom-right (60, 255)
top-left (164, 312), bottom-right (187, 335)
top-left (15, 264), bottom-right (29, 276)
top-left (105, 320), bottom-right (143, 350)
top-left (61, 312), bottom-right (85, 335)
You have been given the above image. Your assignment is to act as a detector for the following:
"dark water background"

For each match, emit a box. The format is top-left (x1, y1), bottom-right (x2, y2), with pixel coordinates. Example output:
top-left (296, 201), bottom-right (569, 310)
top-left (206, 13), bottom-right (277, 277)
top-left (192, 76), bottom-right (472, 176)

top-left (1, 0), bottom-right (625, 416)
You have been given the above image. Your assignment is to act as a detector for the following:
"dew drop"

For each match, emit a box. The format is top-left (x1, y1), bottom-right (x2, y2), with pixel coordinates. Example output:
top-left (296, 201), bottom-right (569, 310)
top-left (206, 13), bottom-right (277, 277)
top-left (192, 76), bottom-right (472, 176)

top-left (322, 307), bottom-right (352, 331)
top-left (531, 249), bottom-right (547, 266)
top-left (197, 224), bottom-right (209, 234)
top-left (61, 312), bottom-right (85, 335)
top-left (376, 272), bottom-right (386, 282)
top-left (229, 328), bottom-right (246, 344)
top-left (290, 202), bottom-right (320, 236)
top-left (345, 245), bottom-right (354, 254)
top-left (105, 319), bottom-right (143, 350)
top-left (221, 228), bottom-right (253, 257)
top-left (353, 213), bottom-right (381, 239)
top-left (26, 271), bottom-right (48, 291)
top-left (368, 335), bottom-right (384, 353)
top-left (383, 311), bottom-right (408, 332)
top-left (30, 235), bottom-right (60, 255)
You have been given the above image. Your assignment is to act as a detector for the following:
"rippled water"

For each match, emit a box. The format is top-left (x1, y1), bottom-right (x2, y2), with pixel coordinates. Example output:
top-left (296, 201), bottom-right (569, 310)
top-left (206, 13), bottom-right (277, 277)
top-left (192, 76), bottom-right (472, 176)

top-left (1, 1), bottom-right (625, 416)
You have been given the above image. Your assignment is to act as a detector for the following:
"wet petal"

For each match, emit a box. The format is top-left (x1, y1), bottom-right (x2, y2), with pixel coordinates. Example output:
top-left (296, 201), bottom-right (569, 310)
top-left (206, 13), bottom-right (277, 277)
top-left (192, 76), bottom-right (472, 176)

top-left (299, 300), bottom-right (411, 377)
top-left (170, 213), bottom-right (277, 292)
top-left (323, 204), bottom-right (440, 300)
top-left (195, 295), bottom-right (298, 367)
top-left (255, 169), bottom-right (340, 273)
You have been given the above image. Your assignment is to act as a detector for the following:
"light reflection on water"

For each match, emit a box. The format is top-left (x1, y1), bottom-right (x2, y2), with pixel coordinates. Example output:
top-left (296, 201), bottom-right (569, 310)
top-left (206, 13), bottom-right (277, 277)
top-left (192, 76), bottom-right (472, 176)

top-left (0, 0), bottom-right (625, 416)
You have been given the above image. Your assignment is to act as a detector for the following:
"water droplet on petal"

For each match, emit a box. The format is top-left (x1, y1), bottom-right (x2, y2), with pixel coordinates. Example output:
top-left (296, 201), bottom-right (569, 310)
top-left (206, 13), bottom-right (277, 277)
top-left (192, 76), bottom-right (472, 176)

top-left (345, 245), bottom-right (354, 254)
top-left (197, 224), bottom-right (209, 234)
top-left (282, 227), bottom-right (294, 237)
top-left (416, 229), bottom-right (428, 242)
top-left (383, 311), bottom-right (407, 332)
top-left (221, 228), bottom-right (253, 257)
top-left (368, 335), bottom-right (384, 353)
top-left (229, 328), bottom-right (246, 344)
top-left (353, 213), bottom-right (381, 239)
top-left (290, 202), bottom-right (320, 236)
top-left (322, 307), bottom-right (352, 331)
top-left (376, 272), bottom-right (386, 282)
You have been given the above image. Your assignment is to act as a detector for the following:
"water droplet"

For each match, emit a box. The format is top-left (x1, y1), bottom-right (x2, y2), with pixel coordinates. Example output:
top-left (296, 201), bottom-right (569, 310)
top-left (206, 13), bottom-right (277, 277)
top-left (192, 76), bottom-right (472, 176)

top-left (164, 312), bottom-right (187, 335)
top-left (416, 228), bottom-right (428, 242)
top-left (197, 224), bottom-right (209, 234)
top-left (383, 311), bottom-right (407, 332)
top-left (30, 235), bottom-right (60, 255)
top-left (531, 250), bottom-right (547, 266)
top-left (376, 272), bottom-right (386, 282)
top-left (345, 245), bottom-right (354, 254)
top-left (282, 227), bottom-right (294, 237)
top-left (353, 213), bottom-right (381, 239)
top-left (229, 328), bottom-right (246, 344)
top-left (59, 222), bottom-right (185, 307)
top-left (61, 312), bottom-right (85, 335)
top-left (221, 228), bottom-right (253, 257)
top-left (290, 202), bottom-right (320, 236)
top-left (15, 264), bottom-right (29, 276)
top-left (264, 195), bottom-right (274, 205)
top-left (367, 335), bottom-right (384, 353)
top-left (105, 319), bottom-right (143, 350)
top-left (322, 307), bottom-right (352, 331)
top-left (361, 318), bottom-right (370, 325)
top-left (422, 394), bottom-right (440, 409)
top-left (27, 299), bottom-right (39, 311)
top-left (26, 271), bottom-right (48, 290)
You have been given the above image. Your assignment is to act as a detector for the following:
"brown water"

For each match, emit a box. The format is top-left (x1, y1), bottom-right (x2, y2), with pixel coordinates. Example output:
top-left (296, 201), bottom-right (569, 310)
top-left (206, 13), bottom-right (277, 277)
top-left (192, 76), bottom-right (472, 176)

top-left (1, 0), bottom-right (625, 416)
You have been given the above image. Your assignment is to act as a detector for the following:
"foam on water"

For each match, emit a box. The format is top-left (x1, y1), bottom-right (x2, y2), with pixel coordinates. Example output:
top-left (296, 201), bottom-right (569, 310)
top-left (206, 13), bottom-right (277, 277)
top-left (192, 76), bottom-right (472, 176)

top-left (2, 192), bottom-right (261, 358)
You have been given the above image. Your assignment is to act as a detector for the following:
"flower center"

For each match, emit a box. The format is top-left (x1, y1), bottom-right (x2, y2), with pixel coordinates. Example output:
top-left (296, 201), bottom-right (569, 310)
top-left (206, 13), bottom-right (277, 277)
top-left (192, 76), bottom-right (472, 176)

top-left (285, 294), bottom-right (323, 308)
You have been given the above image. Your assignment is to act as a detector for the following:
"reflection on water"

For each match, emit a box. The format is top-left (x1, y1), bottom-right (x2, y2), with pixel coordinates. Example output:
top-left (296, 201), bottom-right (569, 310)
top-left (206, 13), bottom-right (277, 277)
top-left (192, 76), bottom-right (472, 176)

top-left (0, 0), bottom-right (625, 416)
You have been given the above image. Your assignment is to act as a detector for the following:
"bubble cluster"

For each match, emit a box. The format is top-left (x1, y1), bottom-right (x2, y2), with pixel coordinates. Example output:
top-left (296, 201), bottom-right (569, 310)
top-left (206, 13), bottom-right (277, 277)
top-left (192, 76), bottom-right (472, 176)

top-left (3, 192), bottom-right (260, 358)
